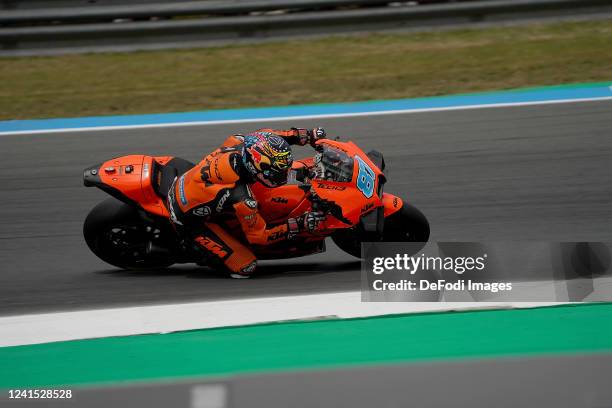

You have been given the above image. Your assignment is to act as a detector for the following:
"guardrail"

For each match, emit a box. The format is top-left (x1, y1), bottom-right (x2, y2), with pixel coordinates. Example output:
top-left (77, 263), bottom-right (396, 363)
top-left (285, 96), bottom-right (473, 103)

top-left (1, 0), bottom-right (611, 56)
top-left (1, 0), bottom-right (454, 11)
top-left (2, 0), bottom-right (398, 23)
top-left (0, 0), bottom-right (161, 9)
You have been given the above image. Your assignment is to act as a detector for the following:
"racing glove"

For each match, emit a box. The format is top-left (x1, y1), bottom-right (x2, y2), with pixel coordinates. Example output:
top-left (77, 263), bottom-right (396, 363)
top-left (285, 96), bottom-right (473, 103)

top-left (293, 127), bottom-right (326, 146)
top-left (287, 211), bottom-right (326, 238)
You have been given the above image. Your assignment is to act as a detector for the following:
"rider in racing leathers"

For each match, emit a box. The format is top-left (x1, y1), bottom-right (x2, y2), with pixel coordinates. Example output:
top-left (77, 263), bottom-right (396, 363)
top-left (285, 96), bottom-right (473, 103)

top-left (167, 127), bottom-right (327, 278)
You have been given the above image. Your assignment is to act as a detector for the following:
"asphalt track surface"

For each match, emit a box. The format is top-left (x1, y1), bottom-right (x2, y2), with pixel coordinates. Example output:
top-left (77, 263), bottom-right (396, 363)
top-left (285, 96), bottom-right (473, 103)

top-left (5, 354), bottom-right (611, 408)
top-left (1, 100), bottom-right (611, 315)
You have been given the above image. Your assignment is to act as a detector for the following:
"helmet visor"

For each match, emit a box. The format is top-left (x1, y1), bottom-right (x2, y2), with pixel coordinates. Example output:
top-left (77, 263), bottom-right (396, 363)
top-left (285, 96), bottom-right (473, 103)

top-left (259, 162), bottom-right (289, 187)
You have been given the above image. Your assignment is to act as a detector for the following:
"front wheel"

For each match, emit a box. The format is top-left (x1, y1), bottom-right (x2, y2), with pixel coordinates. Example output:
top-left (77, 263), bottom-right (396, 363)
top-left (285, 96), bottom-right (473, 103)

top-left (83, 198), bottom-right (175, 269)
top-left (332, 201), bottom-right (430, 258)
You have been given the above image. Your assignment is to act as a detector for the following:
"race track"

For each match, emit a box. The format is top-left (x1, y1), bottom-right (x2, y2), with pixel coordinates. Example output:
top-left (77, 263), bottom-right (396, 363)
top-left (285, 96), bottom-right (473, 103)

top-left (1, 100), bottom-right (611, 315)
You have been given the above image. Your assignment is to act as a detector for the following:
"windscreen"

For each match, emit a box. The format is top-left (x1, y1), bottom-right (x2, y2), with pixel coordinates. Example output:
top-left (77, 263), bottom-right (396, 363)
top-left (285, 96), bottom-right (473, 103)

top-left (313, 145), bottom-right (354, 183)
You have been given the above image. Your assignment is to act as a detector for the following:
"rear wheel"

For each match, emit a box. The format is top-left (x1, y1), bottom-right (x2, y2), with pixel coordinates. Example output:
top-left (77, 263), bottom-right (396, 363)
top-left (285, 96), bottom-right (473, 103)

top-left (83, 198), bottom-right (175, 269)
top-left (332, 201), bottom-right (430, 258)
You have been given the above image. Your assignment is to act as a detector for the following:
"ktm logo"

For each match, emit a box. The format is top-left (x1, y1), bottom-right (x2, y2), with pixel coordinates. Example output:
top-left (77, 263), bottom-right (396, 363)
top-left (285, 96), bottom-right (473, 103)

top-left (195, 237), bottom-right (228, 258)
top-left (271, 197), bottom-right (288, 204)
top-left (317, 183), bottom-right (346, 191)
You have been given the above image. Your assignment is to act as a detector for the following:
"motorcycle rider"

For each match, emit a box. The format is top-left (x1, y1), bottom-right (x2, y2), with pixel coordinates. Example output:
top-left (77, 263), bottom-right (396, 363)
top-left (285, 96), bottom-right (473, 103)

top-left (167, 127), bottom-right (327, 278)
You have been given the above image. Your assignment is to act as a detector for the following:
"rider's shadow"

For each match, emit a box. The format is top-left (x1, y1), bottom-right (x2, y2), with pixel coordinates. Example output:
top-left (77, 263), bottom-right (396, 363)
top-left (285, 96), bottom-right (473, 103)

top-left (254, 260), bottom-right (360, 278)
top-left (95, 260), bottom-right (360, 279)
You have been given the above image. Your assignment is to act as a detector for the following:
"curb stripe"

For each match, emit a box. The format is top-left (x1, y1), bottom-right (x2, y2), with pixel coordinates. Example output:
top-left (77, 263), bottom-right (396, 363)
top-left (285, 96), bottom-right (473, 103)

top-left (1, 303), bottom-right (610, 388)
top-left (0, 291), bottom-right (560, 347)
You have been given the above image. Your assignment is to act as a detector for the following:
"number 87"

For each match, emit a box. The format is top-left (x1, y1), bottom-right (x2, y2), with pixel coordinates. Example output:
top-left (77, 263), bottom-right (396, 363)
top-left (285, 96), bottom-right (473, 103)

top-left (355, 156), bottom-right (375, 198)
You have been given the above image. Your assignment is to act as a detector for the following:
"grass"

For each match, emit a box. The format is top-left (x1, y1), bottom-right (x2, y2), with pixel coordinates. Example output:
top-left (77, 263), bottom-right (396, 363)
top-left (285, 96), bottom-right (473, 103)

top-left (1, 19), bottom-right (611, 120)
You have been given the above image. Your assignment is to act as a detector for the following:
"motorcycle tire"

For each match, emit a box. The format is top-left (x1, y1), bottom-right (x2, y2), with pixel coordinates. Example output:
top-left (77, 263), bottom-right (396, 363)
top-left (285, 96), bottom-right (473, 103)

top-left (83, 197), bottom-right (175, 269)
top-left (332, 200), bottom-right (430, 259)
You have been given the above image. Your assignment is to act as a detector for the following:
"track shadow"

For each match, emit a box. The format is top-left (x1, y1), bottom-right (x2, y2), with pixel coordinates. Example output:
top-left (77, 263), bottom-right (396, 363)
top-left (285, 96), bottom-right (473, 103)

top-left (255, 260), bottom-right (361, 279)
top-left (94, 266), bottom-right (224, 279)
top-left (94, 260), bottom-right (361, 280)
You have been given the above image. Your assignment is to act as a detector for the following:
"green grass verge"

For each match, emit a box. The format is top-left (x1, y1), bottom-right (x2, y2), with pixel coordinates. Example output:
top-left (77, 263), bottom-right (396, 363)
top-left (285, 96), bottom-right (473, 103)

top-left (1, 303), bottom-right (612, 388)
top-left (0, 19), bottom-right (611, 121)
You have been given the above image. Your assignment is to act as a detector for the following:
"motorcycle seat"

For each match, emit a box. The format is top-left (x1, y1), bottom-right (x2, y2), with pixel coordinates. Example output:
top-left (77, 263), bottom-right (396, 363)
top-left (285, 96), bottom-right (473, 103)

top-left (153, 157), bottom-right (195, 200)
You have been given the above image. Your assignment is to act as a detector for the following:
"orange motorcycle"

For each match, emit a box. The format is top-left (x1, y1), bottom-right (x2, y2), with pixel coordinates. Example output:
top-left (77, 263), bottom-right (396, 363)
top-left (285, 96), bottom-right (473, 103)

top-left (83, 138), bottom-right (429, 269)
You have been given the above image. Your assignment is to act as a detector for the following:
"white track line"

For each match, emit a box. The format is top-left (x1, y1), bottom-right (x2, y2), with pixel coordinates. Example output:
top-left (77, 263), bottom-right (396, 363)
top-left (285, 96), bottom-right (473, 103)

top-left (0, 291), bottom-right (558, 347)
top-left (2, 96), bottom-right (612, 136)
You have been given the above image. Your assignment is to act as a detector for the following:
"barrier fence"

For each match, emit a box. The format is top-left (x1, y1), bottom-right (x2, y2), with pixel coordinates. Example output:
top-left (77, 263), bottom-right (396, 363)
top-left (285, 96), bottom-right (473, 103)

top-left (1, 0), bottom-right (610, 55)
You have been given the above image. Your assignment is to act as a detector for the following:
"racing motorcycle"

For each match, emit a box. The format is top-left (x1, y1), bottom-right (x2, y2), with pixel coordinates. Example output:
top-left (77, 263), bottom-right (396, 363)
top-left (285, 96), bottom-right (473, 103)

top-left (83, 137), bottom-right (429, 269)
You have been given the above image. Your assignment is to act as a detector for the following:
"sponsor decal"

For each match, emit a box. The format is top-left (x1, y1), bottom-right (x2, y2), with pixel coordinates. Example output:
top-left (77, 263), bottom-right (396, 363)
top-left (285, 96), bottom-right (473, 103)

top-left (355, 155), bottom-right (375, 198)
top-left (216, 190), bottom-right (230, 212)
top-left (192, 206), bottom-right (211, 217)
top-left (142, 163), bottom-right (149, 179)
top-left (178, 175), bottom-right (188, 206)
top-left (393, 196), bottom-right (399, 208)
top-left (271, 197), bottom-right (288, 204)
top-left (245, 198), bottom-right (258, 209)
top-left (213, 157), bottom-right (222, 181)
top-left (317, 183), bottom-right (346, 191)
top-left (243, 212), bottom-right (257, 227)
top-left (195, 236), bottom-right (228, 259)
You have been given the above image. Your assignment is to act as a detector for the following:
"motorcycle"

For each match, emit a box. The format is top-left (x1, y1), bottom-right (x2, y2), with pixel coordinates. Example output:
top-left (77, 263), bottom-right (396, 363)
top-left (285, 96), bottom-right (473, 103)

top-left (83, 137), bottom-right (429, 269)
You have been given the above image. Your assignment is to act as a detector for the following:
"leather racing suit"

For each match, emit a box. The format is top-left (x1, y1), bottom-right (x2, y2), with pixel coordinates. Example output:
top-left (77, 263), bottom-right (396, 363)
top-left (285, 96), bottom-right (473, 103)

top-left (167, 128), bottom-right (316, 277)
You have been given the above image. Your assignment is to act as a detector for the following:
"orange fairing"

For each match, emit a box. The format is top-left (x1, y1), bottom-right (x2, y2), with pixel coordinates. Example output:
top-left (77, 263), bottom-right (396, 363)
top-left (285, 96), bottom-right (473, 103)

top-left (251, 182), bottom-right (309, 223)
top-left (382, 193), bottom-right (403, 217)
top-left (91, 139), bottom-right (394, 240)
top-left (97, 155), bottom-right (170, 218)
top-left (309, 139), bottom-right (386, 230)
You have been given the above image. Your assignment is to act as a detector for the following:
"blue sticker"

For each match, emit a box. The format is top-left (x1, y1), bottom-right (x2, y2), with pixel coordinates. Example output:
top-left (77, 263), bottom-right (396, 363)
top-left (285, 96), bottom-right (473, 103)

top-left (355, 156), bottom-right (375, 198)
top-left (178, 175), bottom-right (188, 206)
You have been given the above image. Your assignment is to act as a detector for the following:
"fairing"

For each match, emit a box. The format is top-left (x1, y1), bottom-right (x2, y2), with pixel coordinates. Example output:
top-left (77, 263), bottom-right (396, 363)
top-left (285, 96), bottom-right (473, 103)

top-left (84, 140), bottom-right (399, 248)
